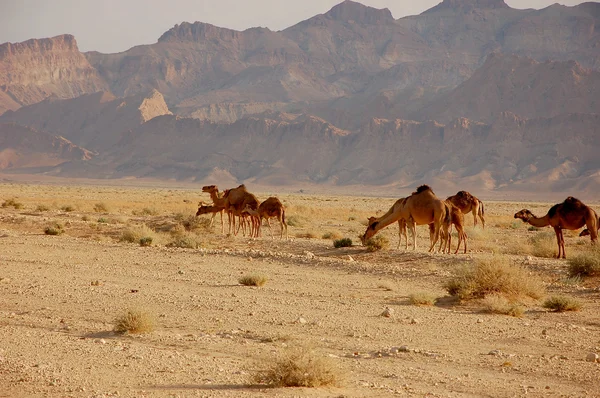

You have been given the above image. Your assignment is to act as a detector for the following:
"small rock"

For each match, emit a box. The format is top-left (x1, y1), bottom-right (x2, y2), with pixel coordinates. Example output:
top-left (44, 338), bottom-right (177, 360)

top-left (410, 318), bottom-right (419, 324)
top-left (348, 255), bottom-right (354, 262)
top-left (381, 307), bottom-right (394, 318)
top-left (488, 350), bottom-right (502, 356)
top-left (586, 353), bottom-right (599, 363)
top-left (399, 345), bottom-right (410, 352)
top-left (476, 319), bottom-right (483, 323)
top-left (296, 317), bottom-right (307, 324)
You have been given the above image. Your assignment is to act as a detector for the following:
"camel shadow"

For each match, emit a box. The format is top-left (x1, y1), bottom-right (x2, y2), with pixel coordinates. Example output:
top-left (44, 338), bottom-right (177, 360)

top-left (81, 330), bottom-right (119, 339)
top-left (144, 383), bottom-right (266, 392)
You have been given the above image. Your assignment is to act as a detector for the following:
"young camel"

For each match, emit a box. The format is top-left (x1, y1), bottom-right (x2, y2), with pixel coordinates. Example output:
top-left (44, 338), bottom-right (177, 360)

top-left (201, 185), bottom-right (226, 233)
top-left (438, 201), bottom-right (468, 254)
top-left (514, 196), bottom-right (598, 259)
top-left (196, 202), bottom-right (225, 218)
top-left (219, 185), bottom-right (259, 236)
top-left (243, 197), bottom-right (288, 239)
top-left (362, 185), bottom-right (446, 252)
top-left (446, 191), bottom-right (485, 228)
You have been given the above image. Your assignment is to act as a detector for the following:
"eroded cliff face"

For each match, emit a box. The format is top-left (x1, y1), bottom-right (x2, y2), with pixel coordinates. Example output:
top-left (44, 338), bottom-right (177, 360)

top-left (0, 34), bottom-right (109, 113)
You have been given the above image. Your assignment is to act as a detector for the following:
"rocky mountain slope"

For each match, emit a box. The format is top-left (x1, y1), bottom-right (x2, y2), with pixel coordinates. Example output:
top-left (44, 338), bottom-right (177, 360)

top-left (1, 0), bottom-right (599, 193)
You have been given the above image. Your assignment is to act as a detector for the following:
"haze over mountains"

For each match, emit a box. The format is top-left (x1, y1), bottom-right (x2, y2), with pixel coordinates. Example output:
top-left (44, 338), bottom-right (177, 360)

top-left (1, 0), bottom-right (599, 195)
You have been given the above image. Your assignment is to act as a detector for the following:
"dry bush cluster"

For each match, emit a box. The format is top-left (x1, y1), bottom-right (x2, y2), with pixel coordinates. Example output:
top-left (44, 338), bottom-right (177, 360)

top-left (239, 274), bottom-right (269, 287)
top-left (114, 309), bottom-right (155, 334)
top-left (408, 292), bottom-right (437, 306)
top-left (365, 235), bottom-right (389, 252)
top-left (543, 295), bottom-right (583, 312)
top-left (568, 247), bottom-right (600, 277)
top-left (252, 347), bottom-right (341, 388)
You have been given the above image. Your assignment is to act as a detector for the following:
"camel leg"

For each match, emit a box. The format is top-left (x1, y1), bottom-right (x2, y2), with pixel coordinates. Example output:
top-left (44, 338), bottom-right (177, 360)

top-left (585, 216), bottom-right (598, 244)
top-left (408, 220), bottom-right (417, 251)
top-left (429, 222), bottom-right (441, 253)
top-left (472, 205), bottom-right (478, 227)
top-left (219, 210), bottom-right (224, 234)
top-left (209, 213), bottom-right (215, 228)
top-left (553, 227), bottom-right (564, 259)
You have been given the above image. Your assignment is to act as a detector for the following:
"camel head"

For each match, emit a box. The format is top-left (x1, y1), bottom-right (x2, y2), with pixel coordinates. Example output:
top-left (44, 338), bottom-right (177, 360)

top-left (361, 217), bottom-right (379, 244)
top-left (580, 229), bottom-right (591, 237)
top-left (201, 185), bottom-right (217, 193)
top-left (514, 209), bottom-right (533, 222)
top-left (241, 204), bottom-right (256, 215)
top-left (196, 202), bottom-right (211, 216)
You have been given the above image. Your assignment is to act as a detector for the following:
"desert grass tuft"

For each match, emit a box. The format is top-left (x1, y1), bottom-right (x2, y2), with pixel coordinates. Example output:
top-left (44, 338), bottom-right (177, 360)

top-left (44, 223), bottom-right (64, 236)
top-left (93, 202), bottom-right (110, 213)
top-left (480, 294), bottom-right (525, 317)
top-left (239, 274), bottom-right (268, 287)
top-left (408, 292), bottom-right (437, 306)
top-left (252, 346), bottom-right (342, 388)
top-left (322, 231), bottom-right (343, 240)
top-left (444, 255), bottom-right (545, 302)
top-left (139, 237), bottom-right (153, 247)
top-left (543, 295), bottom-right (583, 312)
top-left (166, 231), bottom-right (203, 249)
top-left (568, 247), bottom-right (600, 277)
top-left (61, 205), bottom-right (75, 212)
top-left (121, 225), bottom-right (158, 244)
top-left (296, 231), bottom-right (317, 239)
top-left (113, 308), bottom-right (155, 334)
top-left (35, 204), bottom-right (51, 212)
top-left (529, 232), bottom-right (556, 258)
top-left (333, 237), bottom-right (353, 248)
top-left (2, 198), bottom-right (24, 209)
top-left (365, 235), bottom-right (389, 252)
top-left (132, 207), bottom-right (159, 216)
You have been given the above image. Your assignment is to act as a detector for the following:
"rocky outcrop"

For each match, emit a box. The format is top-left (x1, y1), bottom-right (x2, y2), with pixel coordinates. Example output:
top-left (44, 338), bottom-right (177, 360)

top-left (0, 89), bottom-right (171, 151)
top-left (0, 122), bottom-right (93, 170)
top-left (0, 35), bottom-right (109, 112)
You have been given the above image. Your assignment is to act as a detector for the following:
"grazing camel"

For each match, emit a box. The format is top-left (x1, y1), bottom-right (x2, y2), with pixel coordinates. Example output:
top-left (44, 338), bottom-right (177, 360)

top-left (579, 215), bottom-right (600, 237)
top-left (446, 191), bottom-right (485, 228)
top-left (196, 202), bottom-right (225, 218)
top-left (364, 198), bottom-right (409, 250)
top-left (362, 185), bottom-right (446, 252)
top-left (201, 185), bottom-right (226, 233)
top-left (514, 197), bottom-right (598, 259)
top-left (243, 197), bottom-right (288, 239)
top-left (216, 185), bottom-right (259, 236)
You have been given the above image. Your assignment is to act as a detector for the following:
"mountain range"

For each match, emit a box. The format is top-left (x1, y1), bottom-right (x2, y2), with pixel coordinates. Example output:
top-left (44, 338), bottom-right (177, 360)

top-left (1, 0), bottom-right (599, 195)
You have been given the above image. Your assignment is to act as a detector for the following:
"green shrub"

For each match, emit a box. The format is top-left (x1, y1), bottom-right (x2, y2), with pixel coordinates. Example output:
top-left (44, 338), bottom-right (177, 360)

top-left (333, 238), bottom-right (353, 248)
top-left (139, 237), bottom-right (153, 247)
top-left (543, 295), bottom-right (583, 312)
top-left (568, 248), bottom-right (600, 277)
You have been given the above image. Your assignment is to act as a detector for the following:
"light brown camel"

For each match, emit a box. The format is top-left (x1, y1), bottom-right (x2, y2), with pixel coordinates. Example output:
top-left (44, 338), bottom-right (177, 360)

top-left (243, 197), bottom-right (288, 239)
top-left (362, 185), bottom-right (446, 252)
top-left (201, 185), bottom-right (226, 233)
top-left (221, 185), bottom-right (260, 237)
top-left (196, 202), bottom-right (225, 218)
top-left (514, 196), bottom-right (598, 259)
top-left (364, 198), bottom-right (410, 250)
top-left (438, 200), bottom-right (468, 254)
top-left (446, 191), bottom-right (485, 228)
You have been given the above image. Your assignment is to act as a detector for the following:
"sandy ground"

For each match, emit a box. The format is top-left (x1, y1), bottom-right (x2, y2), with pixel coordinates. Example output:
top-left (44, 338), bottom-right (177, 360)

top-left (0, 181), bottom-right (599, 398)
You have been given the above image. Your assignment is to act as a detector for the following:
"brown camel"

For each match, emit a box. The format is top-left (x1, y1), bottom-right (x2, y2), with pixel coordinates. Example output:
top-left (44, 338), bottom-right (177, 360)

top-left (217, 185), bottom-right (260, 236)
top-left (201, 185), bottom-right (226, 233)
top-left (438, 201), bottom-right (468, 254)
top-left (364, 198), bottom-right (409, 250)
top-left (446, 191), bottom-right (485, 228)
top-left (196, 202), bottom-right (225, 218)
top-left (514, 196), bottom-right (598, 259)
top-left (243, 197), bottom-right (288, 239)
top-left (362, 185), bottom-right (446, 252)
top-left (579, 215), bottom-right (600, 237)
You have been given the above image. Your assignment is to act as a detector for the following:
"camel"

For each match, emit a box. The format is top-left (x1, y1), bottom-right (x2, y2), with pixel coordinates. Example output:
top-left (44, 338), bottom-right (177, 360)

top-left (201, 185), bottom-right (226, 233)
top-left (220, 185), bottom-right (260, 237)
top-left (364, 198), bottom-right (410, 250)
top-left (446, 191), bottom-right (485, 228)
top-left (196, 202), bottom-right (225, 218)
top-left (362, 185), bottom-right (446, 252)
top-left (242, 197), bottom-right (288, 239)
top-left (579, 215), bottom-right (600, 237)
top-left (438, 201), bottom-right (468, 254)
top-left (514, 196), bottom-right (598, 259)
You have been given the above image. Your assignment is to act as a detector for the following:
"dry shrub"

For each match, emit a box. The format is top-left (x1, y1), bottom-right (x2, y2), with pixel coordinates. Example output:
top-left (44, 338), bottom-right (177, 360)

top-left (35, 204), bottom-right (50, 212)
top-left (365, 235), bottom-right (389, 252)
top-left (568, 247), bottom-right (600, 277)
top-left (543, 295), bottom-right (583, 312)
top-left (444, 255), bottom-right (545, 302)
top-left (114, 309), bottom-right (155, 334)
top-left (252, 346), bottom-right (341, 388)
top-left (285, 215), bottom-right (304, 227)
top-left (166, 231), bottom-right (203, 249)
top-left (61, 205), bottom-right (75, 212)
top-left (296, 232), bottom-right (317, 239)
top-left (132, 207), bottom-right (158, 216)
top-left (93, 202), bottom-right (110, 213)
top-left (529, 232), bottom-right (556, 258)
top-left (176, 213), bottom-right (211, 232)
top-left (2, 198), bottom-right (24, 209)
top-left (408, 292), bottom-right (437, 306)
top-left (481, 294), bottom-right (525, 317)
top-left (239, 274), bottom-right (268, 287)
top-left (44, 223), bottom-right (64, 236)
top-left (322, 231), bottom-right (343, 240)
top-left (333, 237), bottom-right (352, 248)
top-left (121, 225), bottom-right (157, 244)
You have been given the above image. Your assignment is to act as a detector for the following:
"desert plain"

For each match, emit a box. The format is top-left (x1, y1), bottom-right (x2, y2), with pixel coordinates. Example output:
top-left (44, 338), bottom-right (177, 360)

top-left (0, 180), bottom-right (599, 398)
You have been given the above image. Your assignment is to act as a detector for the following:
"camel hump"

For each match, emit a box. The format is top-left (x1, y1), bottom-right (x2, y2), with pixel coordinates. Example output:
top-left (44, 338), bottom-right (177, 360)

top-left (415, 185), bottom-right (432, 194)
top-left (562, 196), bottom-right (587, 212)
top-left (237, 184), bottom-right (247, 190)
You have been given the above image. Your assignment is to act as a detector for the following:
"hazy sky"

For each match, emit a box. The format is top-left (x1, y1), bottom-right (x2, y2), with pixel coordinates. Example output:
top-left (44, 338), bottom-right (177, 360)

top-left (0, 0), bottom-right (593, 53)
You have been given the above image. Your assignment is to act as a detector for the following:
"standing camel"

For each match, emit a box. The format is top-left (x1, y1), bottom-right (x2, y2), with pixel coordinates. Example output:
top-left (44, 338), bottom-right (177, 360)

top-left (364, 198), bottom-right (409, 250)
top-left (438, 201), bottom-right (468, 254)
top-left (362, 185), bottom-right (446, 253)
top-left (514, 197), bottom-right (598, 259)
top-left (446, 191), bottom-right (485, 228)
top-left (243, 197), bottom-right (288, 239)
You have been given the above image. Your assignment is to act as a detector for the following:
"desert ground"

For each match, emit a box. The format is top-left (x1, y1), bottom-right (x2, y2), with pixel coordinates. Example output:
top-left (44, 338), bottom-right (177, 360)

top-left (0, 181), bottom-right (599, 398)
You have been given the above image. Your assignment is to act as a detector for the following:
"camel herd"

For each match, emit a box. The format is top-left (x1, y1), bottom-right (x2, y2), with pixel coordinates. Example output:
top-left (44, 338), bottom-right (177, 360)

top-left (196, 184), bottom-right (287, 239)
top-left (195, 184), bottom-right (598, 259)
